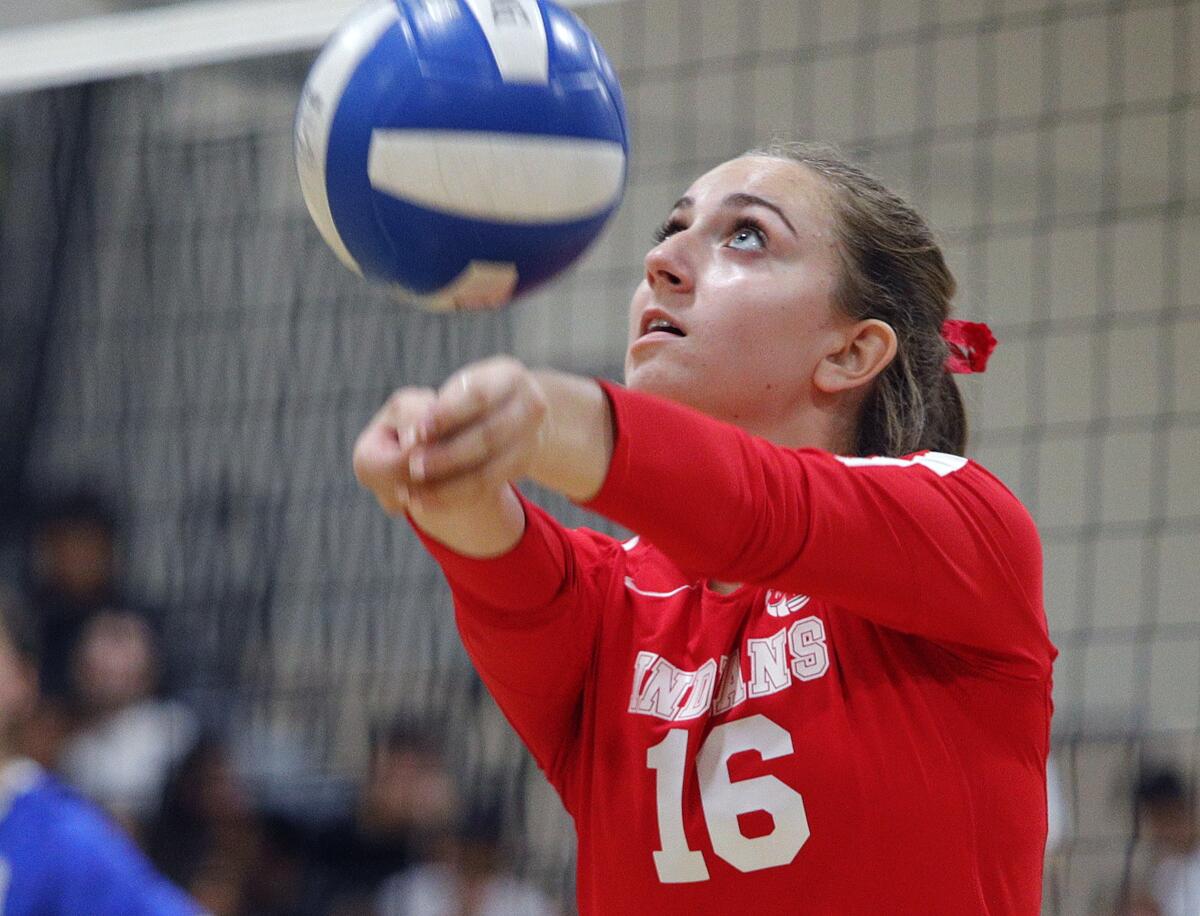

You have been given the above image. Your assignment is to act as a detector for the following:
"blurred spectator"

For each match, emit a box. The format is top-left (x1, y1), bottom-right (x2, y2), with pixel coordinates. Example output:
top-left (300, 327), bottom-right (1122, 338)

top-left (376, 797), bottom-right (560, 916)
top-left (316, 717), bottom-right (460, 912)
top-left (58, 608), bottom-right (197, 838)
top-left (26, 491), bottom-right (120, 699)
top-left (0, 583), bottom-right (202, 914)
top-left (147, 737), bottom-right (267, 916)
top-left (243, 813), bottom-right (324, 916)
top-left (1132, 765), bottom-right (1200, 916)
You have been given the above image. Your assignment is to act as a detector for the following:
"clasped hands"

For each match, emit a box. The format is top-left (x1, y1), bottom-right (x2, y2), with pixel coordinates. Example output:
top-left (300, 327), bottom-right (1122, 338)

top-left (354, 355), bottom-right (550, 518)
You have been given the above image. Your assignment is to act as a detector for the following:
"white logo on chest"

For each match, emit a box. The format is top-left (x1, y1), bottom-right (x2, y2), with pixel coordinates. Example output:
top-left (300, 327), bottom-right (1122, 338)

top-left (764, 589), bottom-right (810, 617)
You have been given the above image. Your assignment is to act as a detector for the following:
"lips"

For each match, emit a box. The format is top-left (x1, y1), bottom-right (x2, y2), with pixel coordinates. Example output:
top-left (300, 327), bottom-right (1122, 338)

top-left (639, 308), bottom-right (686, 338)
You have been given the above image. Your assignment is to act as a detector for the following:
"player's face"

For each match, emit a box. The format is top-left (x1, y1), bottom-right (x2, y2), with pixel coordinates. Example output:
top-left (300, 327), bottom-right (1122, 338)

top-left (625, 156), bottom-right (848, 438)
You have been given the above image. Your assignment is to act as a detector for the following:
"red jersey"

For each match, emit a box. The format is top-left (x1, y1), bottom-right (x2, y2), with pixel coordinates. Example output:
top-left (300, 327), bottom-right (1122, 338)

top-left (416, 382), bottom-right (1055, 915)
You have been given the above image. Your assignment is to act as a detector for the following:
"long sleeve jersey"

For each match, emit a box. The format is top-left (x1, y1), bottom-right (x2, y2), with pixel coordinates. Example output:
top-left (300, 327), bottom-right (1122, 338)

top-left (416, 381), bottom-right (1056, 915)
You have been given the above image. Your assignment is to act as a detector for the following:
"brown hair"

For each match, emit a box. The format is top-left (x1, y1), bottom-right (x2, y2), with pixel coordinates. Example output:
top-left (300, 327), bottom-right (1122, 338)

top-left (744, 140), bottom-right (967, 457)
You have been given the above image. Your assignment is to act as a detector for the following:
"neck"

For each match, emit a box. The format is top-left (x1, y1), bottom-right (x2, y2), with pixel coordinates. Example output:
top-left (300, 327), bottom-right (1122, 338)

top-left (733, 399), bottom-right (856, 454)
top-left (722, 376), bottom-right (858, 451)
top-left (708, 580), bottom-right (741, 595)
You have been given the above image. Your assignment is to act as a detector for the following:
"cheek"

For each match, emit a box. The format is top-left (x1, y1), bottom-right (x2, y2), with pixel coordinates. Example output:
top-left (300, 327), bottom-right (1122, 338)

top-left (627, 281), bottom-right (650, 342)
top-left (712, 287), bottom-right (795, 349)
top-left (706, 291), bottom-right (834, 386)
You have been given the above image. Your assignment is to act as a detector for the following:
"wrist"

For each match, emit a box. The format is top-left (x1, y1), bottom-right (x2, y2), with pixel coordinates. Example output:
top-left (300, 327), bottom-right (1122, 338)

top-left (529, 370), bottom-right (613, 502)
top-left (408, 484), bottom-right (525, 558)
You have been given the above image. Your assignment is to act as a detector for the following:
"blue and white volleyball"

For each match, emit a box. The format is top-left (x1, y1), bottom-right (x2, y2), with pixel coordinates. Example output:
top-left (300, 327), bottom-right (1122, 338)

top-left (295, 0), bottom-right (628, 311)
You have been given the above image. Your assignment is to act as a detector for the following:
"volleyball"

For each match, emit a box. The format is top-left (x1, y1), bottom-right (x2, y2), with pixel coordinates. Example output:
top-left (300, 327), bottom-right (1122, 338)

top-left (294, 0), bottom-right (629, 311)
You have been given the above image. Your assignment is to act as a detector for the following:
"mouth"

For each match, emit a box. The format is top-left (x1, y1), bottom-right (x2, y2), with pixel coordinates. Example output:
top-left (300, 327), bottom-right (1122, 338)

top-left (638, 309), bottom-right (686, 339)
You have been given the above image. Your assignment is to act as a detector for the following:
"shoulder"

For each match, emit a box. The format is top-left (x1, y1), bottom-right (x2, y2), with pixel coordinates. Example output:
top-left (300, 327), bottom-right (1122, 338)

top-left (842, 450), bottom-right (1045, 604)
top-left (923, 453), bottom-right (1041, 556)
top-left (28, 778), bottom-right (198, 913)
top-left (563, 523), bottom-right (630, 558)
top-left (841, 450), bottom-right (1038, 533)
top-left (555, 525), bottom-right (697, 601)
top-left (3, 778), bottom-right (131, 893)
top-left (614, 532), bottom-right (672, 576)
top-left (835, 450), bottom-right (1015, 494)
top-left (609, 532), bottom-right (701, 600)
top-left (28, 777), bottom-right (136, 863)
top-left (912, 452), bottom-right (1043, 584)
top-left (558, 522), bottom-right (636, 581)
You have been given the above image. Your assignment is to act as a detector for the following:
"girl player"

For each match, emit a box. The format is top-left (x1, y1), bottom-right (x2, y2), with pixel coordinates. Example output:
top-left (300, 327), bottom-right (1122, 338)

top-left (354, 142), bottom-right (1056, 914)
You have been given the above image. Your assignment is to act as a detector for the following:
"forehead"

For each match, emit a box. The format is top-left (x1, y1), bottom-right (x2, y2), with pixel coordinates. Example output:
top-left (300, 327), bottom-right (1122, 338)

top-left (682, 156), bottom-right (834, 227)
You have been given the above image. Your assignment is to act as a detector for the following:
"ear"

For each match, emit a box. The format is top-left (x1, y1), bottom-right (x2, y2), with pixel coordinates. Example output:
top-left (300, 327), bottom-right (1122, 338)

top-left (813, 319), bottom-right (897, 394)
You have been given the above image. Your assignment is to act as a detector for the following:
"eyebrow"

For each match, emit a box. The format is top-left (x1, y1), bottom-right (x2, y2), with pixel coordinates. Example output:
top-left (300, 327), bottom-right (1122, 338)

top-left (671, 193), bottom-right (798, 237)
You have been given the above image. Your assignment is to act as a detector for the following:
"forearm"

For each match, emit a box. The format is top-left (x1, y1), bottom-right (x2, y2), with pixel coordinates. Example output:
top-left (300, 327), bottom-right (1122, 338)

top-left (406, 370), bottom-right (613, 557)
top-left (414, 495), bottom-right (614, 785)
top-left (407, 481), bottom-right (526, 558)
top-left (357, 359), bottom-right (614, 559)
top-left (528, 370), bottom-right (614, 502)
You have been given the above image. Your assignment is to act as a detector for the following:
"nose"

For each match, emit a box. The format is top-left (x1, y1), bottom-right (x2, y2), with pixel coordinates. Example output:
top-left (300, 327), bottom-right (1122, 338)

top-left (644, 233), bottom-right (694, 294)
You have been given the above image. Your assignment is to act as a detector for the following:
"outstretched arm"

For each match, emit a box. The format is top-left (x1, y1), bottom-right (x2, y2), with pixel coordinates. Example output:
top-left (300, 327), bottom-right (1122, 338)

top-left (353, 356), bottom-right (613, 556)
top-left (355, 356), bottom-right (1050, 673)
top-left (352, 358), bottom-right (621, 786)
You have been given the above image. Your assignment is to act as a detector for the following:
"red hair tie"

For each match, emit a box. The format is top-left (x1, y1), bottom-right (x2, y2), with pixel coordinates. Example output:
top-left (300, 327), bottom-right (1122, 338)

top-left (942, 319), bottom-right (996, 374)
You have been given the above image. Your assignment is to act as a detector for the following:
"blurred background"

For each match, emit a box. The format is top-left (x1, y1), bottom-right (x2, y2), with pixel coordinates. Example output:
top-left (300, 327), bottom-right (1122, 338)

top-left (0, 0), bottom-right (1196, 913)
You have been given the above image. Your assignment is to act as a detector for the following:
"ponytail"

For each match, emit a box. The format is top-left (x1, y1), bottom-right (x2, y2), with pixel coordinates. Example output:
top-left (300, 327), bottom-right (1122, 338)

top-left (745, 140), bottom-right (969, 457)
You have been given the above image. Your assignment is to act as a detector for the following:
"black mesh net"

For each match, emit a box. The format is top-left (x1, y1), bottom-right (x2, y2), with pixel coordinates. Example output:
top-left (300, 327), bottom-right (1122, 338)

top-left (1, 1), bottom-right (1197, 912)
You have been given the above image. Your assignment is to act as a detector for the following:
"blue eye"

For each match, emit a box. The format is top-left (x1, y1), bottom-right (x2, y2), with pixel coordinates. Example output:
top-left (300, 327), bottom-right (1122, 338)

top-left (727, 220), bottom-right (767, 251)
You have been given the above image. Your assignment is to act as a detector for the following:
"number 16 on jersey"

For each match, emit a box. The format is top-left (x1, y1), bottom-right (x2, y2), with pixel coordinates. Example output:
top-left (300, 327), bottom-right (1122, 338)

top-left (647, 714), bottom-right (811, 882)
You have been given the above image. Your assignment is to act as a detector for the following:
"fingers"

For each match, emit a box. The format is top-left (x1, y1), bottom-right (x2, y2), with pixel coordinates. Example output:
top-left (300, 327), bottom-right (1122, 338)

top-left (418, 356), bottom-right (525, 444)
top-left (404, 437), bottom-right (531, 513)
top-left (353, 387), bottom-right (436, 514)
top-left (384, 387), bottom-right (440, 443)
top-left (353, 417), bottom-right (401, 492)
top-left (353, 358), bottom-right (545, 518)
top-left (407, 380), bottom-right (545, 486)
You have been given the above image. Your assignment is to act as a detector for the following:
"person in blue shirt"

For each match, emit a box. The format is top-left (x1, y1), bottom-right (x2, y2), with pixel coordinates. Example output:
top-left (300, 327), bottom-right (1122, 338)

top-left (0, 583), bottom-right (203, 915)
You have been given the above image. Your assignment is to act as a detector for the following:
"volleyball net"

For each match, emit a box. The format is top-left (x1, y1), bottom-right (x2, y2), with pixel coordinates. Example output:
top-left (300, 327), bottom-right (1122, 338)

top-left (1, 0), bottom-right (1197, 911)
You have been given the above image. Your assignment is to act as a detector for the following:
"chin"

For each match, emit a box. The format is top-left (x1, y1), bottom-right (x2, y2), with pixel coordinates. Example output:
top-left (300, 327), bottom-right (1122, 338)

top-left (625, 362), bottom-right (706, 411)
